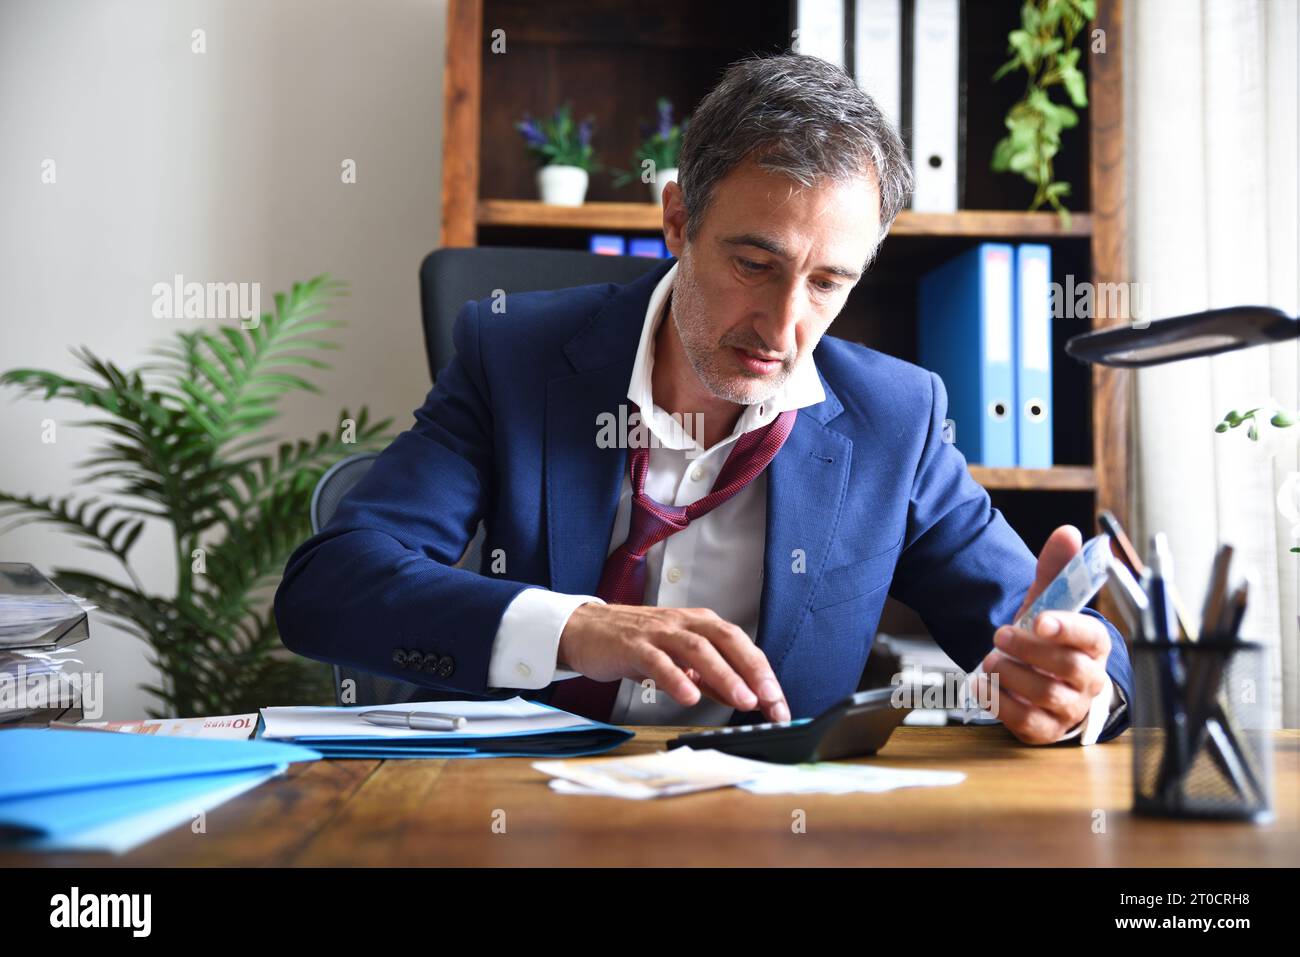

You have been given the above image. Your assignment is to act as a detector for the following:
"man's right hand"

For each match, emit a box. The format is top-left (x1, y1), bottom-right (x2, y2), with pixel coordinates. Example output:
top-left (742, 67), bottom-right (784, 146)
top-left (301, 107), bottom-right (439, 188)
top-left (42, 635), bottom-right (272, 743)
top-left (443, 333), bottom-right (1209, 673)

top-left (556, 603), bottom-right (791, 723)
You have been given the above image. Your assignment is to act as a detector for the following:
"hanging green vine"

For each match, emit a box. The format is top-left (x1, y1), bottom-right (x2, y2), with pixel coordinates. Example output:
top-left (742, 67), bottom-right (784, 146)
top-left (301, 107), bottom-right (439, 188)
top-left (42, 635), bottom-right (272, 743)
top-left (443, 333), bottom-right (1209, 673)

top-left (991, 0), bottom-right (1096, 228)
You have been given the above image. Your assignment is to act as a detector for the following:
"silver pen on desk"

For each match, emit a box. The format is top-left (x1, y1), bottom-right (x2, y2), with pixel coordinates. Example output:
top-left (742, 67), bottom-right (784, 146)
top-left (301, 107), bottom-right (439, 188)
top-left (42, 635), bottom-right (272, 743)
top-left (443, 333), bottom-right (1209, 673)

top-left (360, 709), bottom-right (467, 731)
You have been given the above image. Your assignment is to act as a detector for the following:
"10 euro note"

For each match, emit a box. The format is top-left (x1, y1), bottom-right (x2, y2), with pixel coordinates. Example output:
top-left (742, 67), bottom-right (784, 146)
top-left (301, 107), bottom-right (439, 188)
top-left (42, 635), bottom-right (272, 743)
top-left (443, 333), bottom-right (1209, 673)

top-left (958, 532), bottom-right (1112, 718)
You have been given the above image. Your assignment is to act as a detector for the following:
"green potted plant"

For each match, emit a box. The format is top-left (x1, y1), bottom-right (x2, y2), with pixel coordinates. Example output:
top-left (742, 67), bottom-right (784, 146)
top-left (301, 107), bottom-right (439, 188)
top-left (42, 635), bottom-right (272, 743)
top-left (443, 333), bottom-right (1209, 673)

top-left (990, 0), bottom-right (1095, 228)
top-left (1215, 401), bottom-right (1300, 552)
top-left (0, 275), bottom-right (392, 717)
top-left (610, 97), bottom-right (690, 205)
top-left (515, 102), bottom-right (602, 206)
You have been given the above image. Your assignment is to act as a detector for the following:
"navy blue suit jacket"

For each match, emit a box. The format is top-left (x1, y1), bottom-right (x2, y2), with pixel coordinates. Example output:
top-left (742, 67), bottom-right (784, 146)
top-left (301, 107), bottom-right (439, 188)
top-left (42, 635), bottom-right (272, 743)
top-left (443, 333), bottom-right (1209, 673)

top-left (274, 256), bottom-right (1133, 739)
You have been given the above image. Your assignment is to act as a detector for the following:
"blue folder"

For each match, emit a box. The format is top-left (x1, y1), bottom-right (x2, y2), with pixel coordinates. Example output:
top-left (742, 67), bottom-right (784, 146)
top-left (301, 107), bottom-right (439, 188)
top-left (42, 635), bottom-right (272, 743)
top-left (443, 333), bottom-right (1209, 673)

top-left (1, 764), bottom-right (285, 839)
top-left (1014, 243), bottom-right (1054, 467)
top-left (255, 699), bottom-right (634, 759)
top-left (918, 243), bottom-right (1017, 467)
top-left (0, 728), bottom-right (320, 840)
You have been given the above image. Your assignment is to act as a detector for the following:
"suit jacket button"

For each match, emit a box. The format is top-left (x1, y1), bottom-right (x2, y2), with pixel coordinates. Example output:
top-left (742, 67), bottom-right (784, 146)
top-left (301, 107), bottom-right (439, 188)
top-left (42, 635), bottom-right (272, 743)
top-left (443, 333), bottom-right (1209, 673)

top-left (406, 650), bottom-right (424, 669)
top-left (422, 655), bottom-right (440, 674)
top-left (392, 649), bottom-right (408, 668)
top-left (436, 655), bottom-right (455, 678)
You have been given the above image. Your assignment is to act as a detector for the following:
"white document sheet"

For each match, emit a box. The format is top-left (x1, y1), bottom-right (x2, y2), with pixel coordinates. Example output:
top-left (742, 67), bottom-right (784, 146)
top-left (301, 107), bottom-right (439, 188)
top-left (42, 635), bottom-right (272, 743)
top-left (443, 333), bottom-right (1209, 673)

top-left (260, 696), bottom-right (599, 740)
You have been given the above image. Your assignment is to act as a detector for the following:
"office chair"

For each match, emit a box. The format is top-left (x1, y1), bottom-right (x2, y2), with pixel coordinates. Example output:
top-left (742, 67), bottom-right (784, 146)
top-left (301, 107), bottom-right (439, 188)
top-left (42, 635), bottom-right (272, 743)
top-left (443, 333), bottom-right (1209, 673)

top-left (310, 451), bottom-right (471, 706)
top-left (309, 247), bottom-right (668, 706)
top-left (418, 245), bottom-right (667, 379)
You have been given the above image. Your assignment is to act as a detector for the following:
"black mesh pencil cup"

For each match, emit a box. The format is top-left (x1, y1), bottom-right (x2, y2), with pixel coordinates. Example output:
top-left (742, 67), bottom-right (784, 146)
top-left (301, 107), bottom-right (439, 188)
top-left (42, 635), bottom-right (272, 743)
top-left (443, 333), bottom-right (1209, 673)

top-left (1130, 638), bottom-right (1274, 822)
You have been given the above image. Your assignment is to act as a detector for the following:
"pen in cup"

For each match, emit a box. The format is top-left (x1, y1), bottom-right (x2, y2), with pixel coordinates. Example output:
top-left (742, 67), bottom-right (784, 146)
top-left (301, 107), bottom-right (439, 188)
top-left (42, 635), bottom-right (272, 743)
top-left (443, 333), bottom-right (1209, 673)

top-left (1105, 553), bottom-right (1148, 634)
top-left (1100, 510), bottom-right (1196, 640)
top-left (1144, 533), bottom-right (1189, 805)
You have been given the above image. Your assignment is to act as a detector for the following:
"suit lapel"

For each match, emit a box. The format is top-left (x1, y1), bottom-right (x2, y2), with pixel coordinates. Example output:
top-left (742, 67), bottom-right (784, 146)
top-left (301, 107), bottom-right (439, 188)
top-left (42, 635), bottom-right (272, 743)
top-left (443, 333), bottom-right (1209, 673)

top-left (545, 366), bottom-right (631, 594)
top-left (754, 372), bottom-right (851, 680)
top-left (544, 259), bottom-right (673, 594)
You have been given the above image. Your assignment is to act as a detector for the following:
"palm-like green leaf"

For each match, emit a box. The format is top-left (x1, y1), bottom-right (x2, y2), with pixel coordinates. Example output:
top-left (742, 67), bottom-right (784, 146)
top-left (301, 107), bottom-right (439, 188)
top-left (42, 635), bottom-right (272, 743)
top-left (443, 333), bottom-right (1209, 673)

top-left (1, 350), bottom-right (224, 540)
top-left (0, 493), bottom-right (146, 591)
top-left (225, 408), bottom-right (391, 520)
top-left (2, 275), bottom-right (393, 717)
top-left (151, 275), bottom-right (348, 450)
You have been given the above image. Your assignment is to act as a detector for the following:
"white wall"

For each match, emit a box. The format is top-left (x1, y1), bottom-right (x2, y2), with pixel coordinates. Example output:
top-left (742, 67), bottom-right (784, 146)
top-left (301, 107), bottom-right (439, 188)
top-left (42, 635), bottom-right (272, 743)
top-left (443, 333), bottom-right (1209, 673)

top-left (0, 0), bottom-right (446, 718)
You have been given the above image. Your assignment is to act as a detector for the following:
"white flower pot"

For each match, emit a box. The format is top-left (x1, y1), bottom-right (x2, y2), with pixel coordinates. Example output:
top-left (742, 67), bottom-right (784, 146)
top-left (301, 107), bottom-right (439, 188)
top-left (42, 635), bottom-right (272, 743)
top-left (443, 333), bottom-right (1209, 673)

top-left (652, 166), bottom-right (678, 205)
top-left (537, 164), bottom-right (588, 206)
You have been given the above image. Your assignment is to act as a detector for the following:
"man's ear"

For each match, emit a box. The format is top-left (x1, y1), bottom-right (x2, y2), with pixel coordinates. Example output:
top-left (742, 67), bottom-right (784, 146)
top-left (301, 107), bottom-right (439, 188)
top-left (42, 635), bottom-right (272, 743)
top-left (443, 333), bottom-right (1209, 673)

top-left (661, 181), bottom-right (688, 256)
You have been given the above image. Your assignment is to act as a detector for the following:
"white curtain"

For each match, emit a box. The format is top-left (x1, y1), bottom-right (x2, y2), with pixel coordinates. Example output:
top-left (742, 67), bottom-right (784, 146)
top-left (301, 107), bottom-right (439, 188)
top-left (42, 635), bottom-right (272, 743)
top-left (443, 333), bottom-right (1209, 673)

top-left (1129, 0), bottom-right (1300, 727)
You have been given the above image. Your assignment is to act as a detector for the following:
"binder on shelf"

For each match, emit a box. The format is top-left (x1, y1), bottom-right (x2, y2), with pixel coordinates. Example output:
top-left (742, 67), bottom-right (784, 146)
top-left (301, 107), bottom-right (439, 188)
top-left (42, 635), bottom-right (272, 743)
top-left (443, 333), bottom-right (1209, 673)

top-left (590, 234), bottom-right (626, 256)
top-left (853, 0), bottom-right (903, 129)
top-left (908, 0), bottom-right (966, 212)
top-left (628, 237), bottom-right (667, 258)
top-left (917, 243), bottom-right (1016, 467)
top-left (1015, 244), bottom-right (1054, 468)
top-left (795, 0), bottom-right (847, 68)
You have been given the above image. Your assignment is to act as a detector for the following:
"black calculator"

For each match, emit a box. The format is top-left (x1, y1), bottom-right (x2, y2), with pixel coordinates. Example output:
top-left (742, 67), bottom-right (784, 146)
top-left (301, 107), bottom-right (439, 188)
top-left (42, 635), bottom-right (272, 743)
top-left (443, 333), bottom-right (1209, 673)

top-left (666, 687), bottom-right (918, 764)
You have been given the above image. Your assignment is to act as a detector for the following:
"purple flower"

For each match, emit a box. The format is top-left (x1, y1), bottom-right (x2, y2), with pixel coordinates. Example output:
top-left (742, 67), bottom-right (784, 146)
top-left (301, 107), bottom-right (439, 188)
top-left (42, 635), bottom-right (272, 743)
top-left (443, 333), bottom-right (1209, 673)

top-left (516, 114), bottom-right (546, 147)
top-left (657, 98), bottom-right (673, 140)
top-left (578, 118), bottom-right (593, 149)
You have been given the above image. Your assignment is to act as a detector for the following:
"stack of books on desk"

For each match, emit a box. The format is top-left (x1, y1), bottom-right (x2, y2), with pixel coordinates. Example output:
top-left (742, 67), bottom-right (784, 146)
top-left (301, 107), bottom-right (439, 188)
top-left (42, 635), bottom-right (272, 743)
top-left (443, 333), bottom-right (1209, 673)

top-left (0, 563), bottom-right (92, 725)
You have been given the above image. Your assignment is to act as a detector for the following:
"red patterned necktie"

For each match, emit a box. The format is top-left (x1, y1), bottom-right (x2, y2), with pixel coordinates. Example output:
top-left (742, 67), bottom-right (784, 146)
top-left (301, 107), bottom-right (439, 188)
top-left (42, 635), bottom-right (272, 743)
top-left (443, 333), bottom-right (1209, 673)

top-left (548, 408), bottom-right (798, 722)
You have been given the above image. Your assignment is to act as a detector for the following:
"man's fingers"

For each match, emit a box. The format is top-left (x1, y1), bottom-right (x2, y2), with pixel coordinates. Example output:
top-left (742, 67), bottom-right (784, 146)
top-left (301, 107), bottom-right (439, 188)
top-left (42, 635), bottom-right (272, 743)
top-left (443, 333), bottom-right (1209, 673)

top-left (662, 630), bottom-right (757, 710)
top-left (984, 649), bottom-right (1085, 723)
top-left (988, 690), bottom-right (1067, 745)
top-left (1030, 611), bottom-right (1112, 658)
top-left (993, 624), bottom-right (1105, 692)
top-left (636, 645), bottom-right (700, 707)
top-left (684, 669), bottom-right (736, 709)
top-left (690, 615), bottom-right (788, 720)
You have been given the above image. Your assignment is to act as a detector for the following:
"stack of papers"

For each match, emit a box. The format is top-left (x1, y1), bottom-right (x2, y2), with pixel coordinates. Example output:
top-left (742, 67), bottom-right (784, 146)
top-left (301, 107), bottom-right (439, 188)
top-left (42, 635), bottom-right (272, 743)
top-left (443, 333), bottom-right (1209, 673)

top-left (537, 748), bottom-right (774, 799)
top-left (0, 594), bottom-right (92, 638)
top-left (257, 696), bottom-right (633, 758)
top-left (0, 728), bottom-right (319, 853)
top-left (0, 563), bottom-right (95, 649)
top-left (534, 747), bottom-right (966, 799)
top-left (1, 564), bottom-right (96, 724)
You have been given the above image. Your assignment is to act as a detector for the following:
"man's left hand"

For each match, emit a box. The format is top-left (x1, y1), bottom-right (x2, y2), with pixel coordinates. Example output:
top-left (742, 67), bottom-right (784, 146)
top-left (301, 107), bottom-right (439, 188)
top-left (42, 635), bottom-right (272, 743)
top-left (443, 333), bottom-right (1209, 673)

top-left (975, 524), bottom-right (1111, 745)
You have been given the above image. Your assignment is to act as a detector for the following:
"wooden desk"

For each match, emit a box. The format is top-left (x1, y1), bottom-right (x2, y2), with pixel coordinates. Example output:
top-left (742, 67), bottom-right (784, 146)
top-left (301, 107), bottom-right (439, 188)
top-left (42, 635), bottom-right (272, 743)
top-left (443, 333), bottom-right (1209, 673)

top-left (4, 726), bottom-right (1296, 867)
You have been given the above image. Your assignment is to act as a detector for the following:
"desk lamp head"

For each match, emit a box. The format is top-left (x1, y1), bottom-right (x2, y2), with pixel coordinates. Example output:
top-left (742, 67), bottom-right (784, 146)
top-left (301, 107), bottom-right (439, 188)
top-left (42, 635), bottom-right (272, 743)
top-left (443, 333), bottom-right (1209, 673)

top-left (1066, 306), bottom-right (1299, 367)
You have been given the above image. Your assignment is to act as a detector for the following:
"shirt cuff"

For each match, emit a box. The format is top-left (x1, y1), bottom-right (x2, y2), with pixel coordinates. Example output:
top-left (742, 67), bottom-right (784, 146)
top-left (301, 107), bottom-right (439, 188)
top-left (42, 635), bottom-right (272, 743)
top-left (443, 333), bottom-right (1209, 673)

top-left (486, 587), bottom-right (605, 690)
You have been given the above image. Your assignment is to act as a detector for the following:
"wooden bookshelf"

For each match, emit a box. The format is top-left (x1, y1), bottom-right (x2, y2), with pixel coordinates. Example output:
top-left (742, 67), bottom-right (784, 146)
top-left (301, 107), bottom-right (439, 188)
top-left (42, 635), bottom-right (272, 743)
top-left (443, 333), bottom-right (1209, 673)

top-left (969, 466), bottom-right (1096, 492)
top-left (438, 0), bottom-right (1132, 566)
top-left (477, 199), bottom-right (1094, 238)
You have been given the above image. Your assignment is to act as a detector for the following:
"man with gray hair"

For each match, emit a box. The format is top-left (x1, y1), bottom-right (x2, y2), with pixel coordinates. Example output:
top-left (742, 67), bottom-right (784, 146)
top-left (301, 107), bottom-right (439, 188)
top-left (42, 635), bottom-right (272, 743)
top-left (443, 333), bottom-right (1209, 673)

top-left (277, 53), bottom-right (1133, 746)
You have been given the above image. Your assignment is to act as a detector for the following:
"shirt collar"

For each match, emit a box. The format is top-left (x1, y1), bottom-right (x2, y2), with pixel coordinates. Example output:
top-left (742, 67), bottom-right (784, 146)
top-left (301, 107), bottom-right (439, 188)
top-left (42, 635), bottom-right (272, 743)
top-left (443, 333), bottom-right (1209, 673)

top-left (626, 260), bottom-right (826, 451)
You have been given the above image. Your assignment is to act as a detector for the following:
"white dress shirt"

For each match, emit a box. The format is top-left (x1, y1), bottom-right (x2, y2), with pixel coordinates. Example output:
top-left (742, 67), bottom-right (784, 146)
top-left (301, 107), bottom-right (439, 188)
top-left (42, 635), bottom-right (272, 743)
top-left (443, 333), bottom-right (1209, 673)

top-left (485, 261), bottom-right (1123, 742)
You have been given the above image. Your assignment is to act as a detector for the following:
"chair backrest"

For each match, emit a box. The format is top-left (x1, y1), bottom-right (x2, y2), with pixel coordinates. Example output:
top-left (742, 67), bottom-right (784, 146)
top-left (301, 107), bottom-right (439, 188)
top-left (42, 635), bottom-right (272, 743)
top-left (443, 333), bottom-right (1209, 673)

top-left (305, 248), bottom-right (665, 707)
top-left (418, 246), bottom-right (667, 380)
top-left (310, 452), bottom-right (380, 534)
